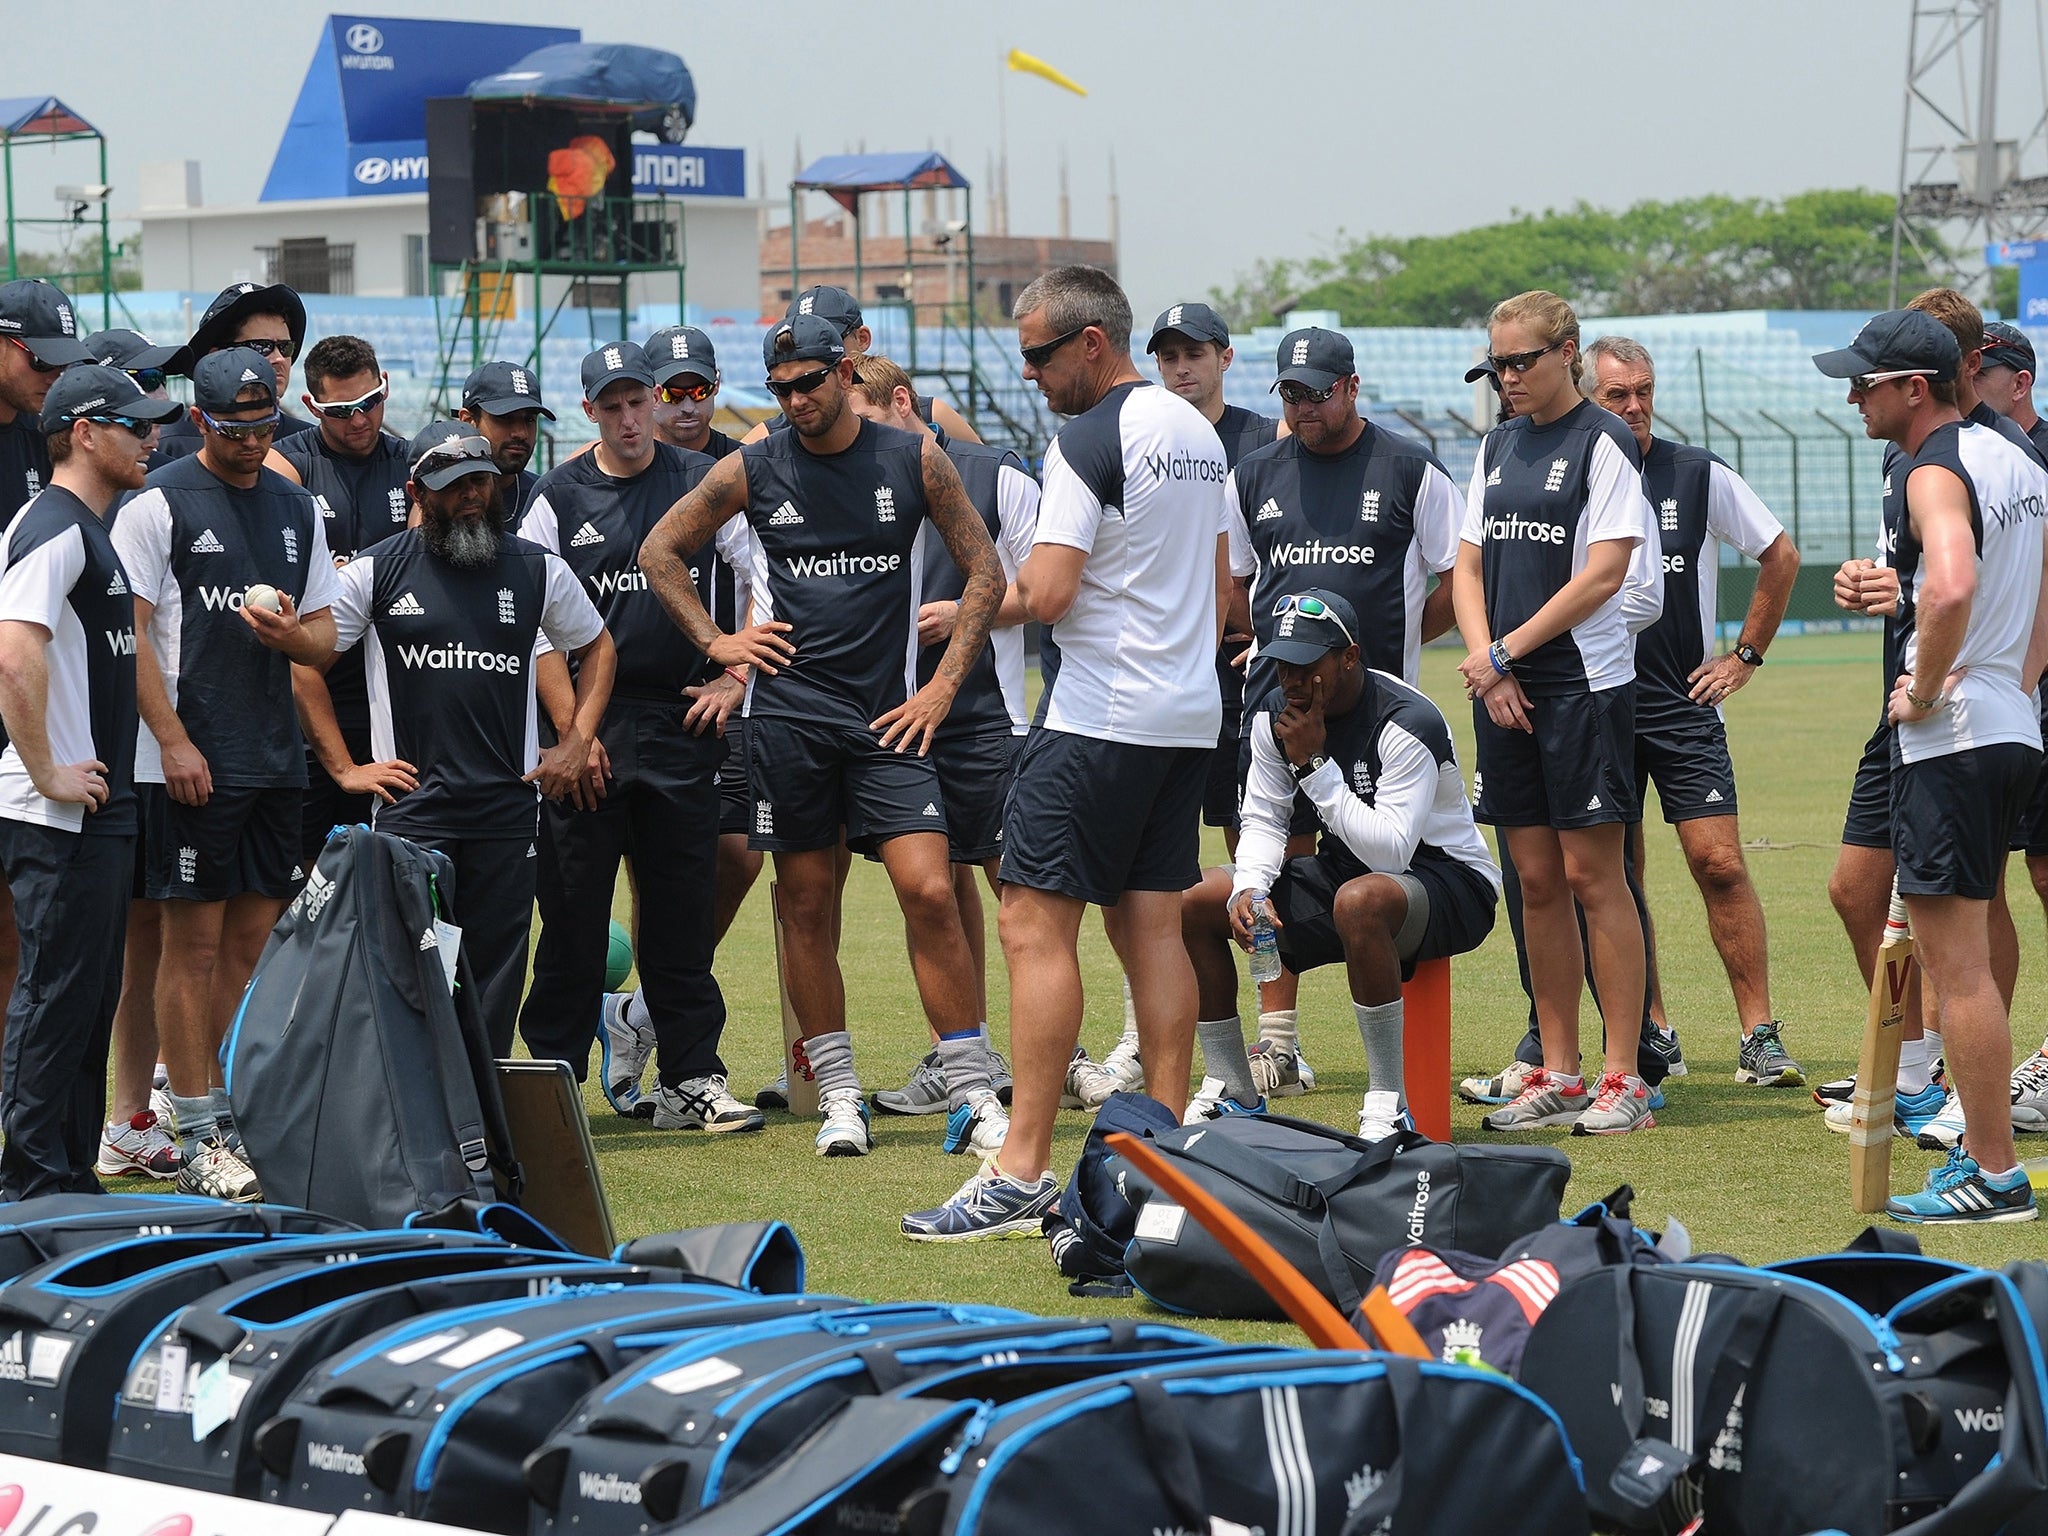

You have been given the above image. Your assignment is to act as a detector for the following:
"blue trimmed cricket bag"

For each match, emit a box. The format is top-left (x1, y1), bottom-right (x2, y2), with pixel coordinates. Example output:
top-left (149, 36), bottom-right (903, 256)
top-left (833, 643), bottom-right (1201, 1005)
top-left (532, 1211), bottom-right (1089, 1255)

top-left (0, 1192), bottom-right (355, 1281)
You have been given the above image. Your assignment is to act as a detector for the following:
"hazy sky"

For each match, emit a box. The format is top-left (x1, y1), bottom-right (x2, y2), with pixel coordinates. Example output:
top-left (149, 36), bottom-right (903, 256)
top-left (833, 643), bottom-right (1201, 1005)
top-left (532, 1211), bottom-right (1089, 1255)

top-left (0, 1), bottom-right (2012, 308)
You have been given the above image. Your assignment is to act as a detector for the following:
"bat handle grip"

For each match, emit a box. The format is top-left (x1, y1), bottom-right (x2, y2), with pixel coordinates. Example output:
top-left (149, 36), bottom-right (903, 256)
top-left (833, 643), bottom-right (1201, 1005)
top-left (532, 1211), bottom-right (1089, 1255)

top-left (1885, 887), bottom-right (1911, 941)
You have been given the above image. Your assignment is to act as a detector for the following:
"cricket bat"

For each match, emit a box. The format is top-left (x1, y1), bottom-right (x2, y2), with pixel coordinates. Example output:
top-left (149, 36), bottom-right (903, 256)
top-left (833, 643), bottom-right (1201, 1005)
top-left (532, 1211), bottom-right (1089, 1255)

top-left (769, 883), bottom-right (820, 1116)
top-left (1849, 886), bottom-right (1915, 1213)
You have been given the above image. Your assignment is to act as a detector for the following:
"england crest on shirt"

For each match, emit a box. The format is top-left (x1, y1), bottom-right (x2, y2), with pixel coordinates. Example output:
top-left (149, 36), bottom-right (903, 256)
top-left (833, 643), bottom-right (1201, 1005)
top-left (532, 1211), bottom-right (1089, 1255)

top-left (1352, 760), bottom-right (1374, 799)
top-left (1659, 498), bottom-right (1678, 533)
top-left (875, 485), bottom-right (896, 523)
top-left (388, 486), bottom-right (407, 523)
top-left (282, 527), bottom-right (299, 564)
top-left (497, 588), bottom-right (517, 625)
top-left (1360, 489), bottom-right (1381, 523)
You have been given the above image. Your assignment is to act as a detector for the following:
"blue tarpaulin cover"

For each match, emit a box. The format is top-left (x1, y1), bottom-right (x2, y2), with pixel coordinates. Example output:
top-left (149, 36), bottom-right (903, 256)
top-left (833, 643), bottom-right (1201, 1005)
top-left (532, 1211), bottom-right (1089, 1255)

top-left (468, 43), bottom-right (695, 142)
top-left (793, 152), bottom-right (969, 213)
top-left (0, 97), bottom-right (96, 138)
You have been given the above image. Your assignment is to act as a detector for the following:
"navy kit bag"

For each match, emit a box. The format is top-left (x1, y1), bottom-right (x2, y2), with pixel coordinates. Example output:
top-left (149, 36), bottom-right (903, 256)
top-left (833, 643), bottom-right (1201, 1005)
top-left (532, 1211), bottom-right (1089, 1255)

top-left (256, 1283), bottom-right (853, 1530)
top-left (0, 1225), bottom-right (505, 1467)
top-left (523, 1312), bottom-right (1204, 1532)
top-left (614, 1220), bottom-right (807, 1295)
top-left (1041, 1092), bottom-right (1180, 1295)
top-left (678, 1350), bottom-right (1589, 1536)
top-left (106, 1244), bottom-right (670, 1496)
top-left (227, 824), bottom-right (524, 1228)
top-left (0, 1193), bottom-right (355, 1282)
top-left (1120, 1114), bottom-right (1573, 1319)
top-left (1517, 1254), bottom-right (2048, 1535)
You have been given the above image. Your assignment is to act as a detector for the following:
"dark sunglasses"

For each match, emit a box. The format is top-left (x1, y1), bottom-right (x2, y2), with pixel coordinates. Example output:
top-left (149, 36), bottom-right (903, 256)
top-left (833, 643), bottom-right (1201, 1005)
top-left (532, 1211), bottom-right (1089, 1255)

top-left (1277, 379), bottom-right (1339, 406)
top-left (236, 337), bottom-right (297, 360)
top-left (764, 366), bottom-right (836, 400)
top-left (1020, 323), bottom-right (1098, 369)
top-left (199, 408), bottom-right (280, 441)
top-left (309, 383), bottom-right (388, 420)
top-left (1486, 341), bottom-right (1562, 375)
top-left (86, 414), bottom-right (157, 437)
top-left (124, 368), bottom-right (167, 394)
top-left (1271, 592), bottom-right (1357, 648)
top-left (657, 378), bottom-right (716, 404)
top-left (7, 338), bottom-right (63, 375)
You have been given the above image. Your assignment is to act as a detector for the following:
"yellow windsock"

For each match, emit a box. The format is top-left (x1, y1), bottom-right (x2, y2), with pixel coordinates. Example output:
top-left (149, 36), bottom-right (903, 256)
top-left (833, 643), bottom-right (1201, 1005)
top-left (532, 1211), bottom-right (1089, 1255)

top-left (1007, 48), bottom-right (1088, 97)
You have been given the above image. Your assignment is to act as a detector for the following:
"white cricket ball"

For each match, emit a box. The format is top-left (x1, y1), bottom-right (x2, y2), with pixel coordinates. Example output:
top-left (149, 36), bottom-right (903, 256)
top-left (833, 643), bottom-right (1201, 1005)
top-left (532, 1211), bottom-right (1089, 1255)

top-left (244, 583), bottom-right (282, 614)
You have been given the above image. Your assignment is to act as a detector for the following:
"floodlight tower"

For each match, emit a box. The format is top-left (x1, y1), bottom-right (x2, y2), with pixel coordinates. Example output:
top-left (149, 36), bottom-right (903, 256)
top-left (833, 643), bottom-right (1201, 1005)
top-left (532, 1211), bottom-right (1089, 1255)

top-left (1891, 0), bottom-right (2048, 303)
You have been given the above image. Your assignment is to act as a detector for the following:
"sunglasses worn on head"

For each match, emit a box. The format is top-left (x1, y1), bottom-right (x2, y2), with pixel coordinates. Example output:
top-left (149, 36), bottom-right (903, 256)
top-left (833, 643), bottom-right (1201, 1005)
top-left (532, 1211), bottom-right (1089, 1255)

top-left (86, 414), bottom-right (156, 438)
top-left (7, 338), bottom-right (62, 375)
top-left (765, 366), bottom-right (836, 400)
top-left (124, 368), bottom-right (166, 394)
top-left (1020, 323), bottom-right (1097, 369)
top-left (236, 336), bottom-right (297, 360)
top-left (1271, 592), bottom-right (1357, 649)
top-left (1850, 368), bottom-right (1937, 392)
top-left (309, 382), bottom-right (388, 420)
top-left (657, 379), bottom-right (716, 404)
top-left (1277, 380), bottom-right (1339, 406)
top-left (1487, 341), bottom-right (1562, 375)
top-left (200, 408), bottom-right (280, 441)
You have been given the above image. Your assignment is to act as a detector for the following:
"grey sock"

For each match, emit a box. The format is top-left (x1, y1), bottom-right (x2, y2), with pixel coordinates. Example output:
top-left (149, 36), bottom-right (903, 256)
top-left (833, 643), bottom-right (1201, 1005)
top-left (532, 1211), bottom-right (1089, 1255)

top-left (938, 1029), bottom-right (995, 1111)
top-left (210, 1085), bottom-right (235, 1131)
top-left (803, 1029), bottom-right (859, 1100)
top-left (1197, 1016), bottom-right (1258, 1104)
top-left (170, 1091), bottom-right (217, 1156)
top-left (1355, 999), bottom-right (1405, 1100)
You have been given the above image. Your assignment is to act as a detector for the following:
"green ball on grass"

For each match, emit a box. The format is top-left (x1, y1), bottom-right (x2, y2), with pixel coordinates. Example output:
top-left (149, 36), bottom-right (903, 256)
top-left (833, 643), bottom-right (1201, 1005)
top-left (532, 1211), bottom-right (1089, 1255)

top-left (606, 919), bottom-right (634, 991)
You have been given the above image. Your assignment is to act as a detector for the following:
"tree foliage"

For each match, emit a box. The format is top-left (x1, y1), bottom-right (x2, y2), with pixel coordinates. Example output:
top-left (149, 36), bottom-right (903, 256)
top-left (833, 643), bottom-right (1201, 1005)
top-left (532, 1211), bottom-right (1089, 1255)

top-left (1208, 191), bottom-right (1952, 329)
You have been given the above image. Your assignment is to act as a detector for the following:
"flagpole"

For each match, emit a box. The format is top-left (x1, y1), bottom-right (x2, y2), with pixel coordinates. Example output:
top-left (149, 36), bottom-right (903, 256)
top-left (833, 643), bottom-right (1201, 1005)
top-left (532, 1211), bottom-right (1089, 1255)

top-left (997, 50), bottom-right (1010, 237)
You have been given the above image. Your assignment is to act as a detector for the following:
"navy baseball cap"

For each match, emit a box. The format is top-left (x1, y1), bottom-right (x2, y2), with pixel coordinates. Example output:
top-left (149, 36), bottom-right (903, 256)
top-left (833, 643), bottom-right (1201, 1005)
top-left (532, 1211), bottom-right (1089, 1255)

top-left (38, 365), bottom-right (183, 433)
top-left (1261, 589), bottom-right (1360, 665)
top-left (173, 281), bottom-right (306, 376)
top-left (1464, 358), bottom-right (1499, 385)
top-left (764, 314), bottom-right (846, 370)
top-left (786, 285), bottom-right (863, 335)
top-left (407, 421), bottom-right (498, 490)
top-left (461, 360), bottom-right (555, 419)
top-left (1146, 301), bottom-right (1230, 353)
top-left (1813, 309), bottom-right (1960, 382)
top-left (1273, 328), bottom-right (1356, 392)
top-left (1983, 321), bottom-right (2037, 375)
top-left (581, 341), bottom-right (656, 399)
top-left (0, 279), bottom-right (89, 367)
top-left (83, 328), bottom-right (180, 373)
top-left (644, 325), bottom-right (717, 385)
top-left (191, 348), bottom-right (280, 412)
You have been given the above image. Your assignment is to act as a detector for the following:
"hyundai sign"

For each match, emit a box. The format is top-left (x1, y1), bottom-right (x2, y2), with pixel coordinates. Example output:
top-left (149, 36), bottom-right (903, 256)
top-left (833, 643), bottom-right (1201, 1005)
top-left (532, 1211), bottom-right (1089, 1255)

top-left (340, 141), bottom-right (744, 198)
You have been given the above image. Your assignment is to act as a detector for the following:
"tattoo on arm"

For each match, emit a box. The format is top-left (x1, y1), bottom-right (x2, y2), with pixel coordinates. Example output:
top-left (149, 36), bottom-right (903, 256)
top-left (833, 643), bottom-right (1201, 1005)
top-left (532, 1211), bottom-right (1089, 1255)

top-left (922, 439), bottom-right (1002, 687)
top-left (640, 453), bottom-right (748, 652)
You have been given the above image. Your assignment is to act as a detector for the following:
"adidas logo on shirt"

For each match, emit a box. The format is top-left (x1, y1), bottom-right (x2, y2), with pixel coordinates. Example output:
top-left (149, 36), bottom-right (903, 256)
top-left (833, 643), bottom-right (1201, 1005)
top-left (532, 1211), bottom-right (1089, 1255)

top-left (922, 803), bottom-right (940, 817)
top-left (1485, 466), bottom-right (1501, 487)
top-left (1255, 498), bottom-right (1283, 523)
top-left (768, 502), bottom-right (803, 527)
top-left (1704, 788), bottom-right (1724, 804)
top-left (1544, 458), bottom-right (1570, 493)
top-left (570, 522), bottom-right (605, 547)
top-left (1883, 473), bottom-right (1893, 498)
top-left (387, 591), bottom-right (426, 617)
top-left (1585, 795), bottom-right (1603, 812)
top-left (106, 570), bottom-right (127, 596)
top-left (189, 529), bottom-right (225, 554)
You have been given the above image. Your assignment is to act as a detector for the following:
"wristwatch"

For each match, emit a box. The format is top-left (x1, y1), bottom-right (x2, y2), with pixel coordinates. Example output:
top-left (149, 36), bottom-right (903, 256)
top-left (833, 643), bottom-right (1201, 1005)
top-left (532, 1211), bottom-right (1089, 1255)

top-left (1292, 754), bottom-right (1329, 783)
top-left (1733, 643), bottom-right (1764, 667)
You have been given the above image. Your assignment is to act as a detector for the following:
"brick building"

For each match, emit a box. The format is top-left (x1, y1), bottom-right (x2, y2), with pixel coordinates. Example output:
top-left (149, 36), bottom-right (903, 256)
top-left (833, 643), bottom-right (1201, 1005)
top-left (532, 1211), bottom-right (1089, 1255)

top-left (760, 215), bottom-right (1116, 323)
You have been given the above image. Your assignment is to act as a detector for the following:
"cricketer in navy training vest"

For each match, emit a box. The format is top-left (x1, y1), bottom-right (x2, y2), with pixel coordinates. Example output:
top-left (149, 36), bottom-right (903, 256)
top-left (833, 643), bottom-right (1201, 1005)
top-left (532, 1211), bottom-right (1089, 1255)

top-left (1232, 415), bottom-right (1449, 711)
top-left (1476, 399), bottom-right (1642, 696)
top-left (738, 417), bottom-right (932, 730)
top-left (1213, 404), bottom-right (1281, 713)
top-left (920, 429), bottom-right (1027, 736)
top-left (527, 441), bottom-right (731, 700)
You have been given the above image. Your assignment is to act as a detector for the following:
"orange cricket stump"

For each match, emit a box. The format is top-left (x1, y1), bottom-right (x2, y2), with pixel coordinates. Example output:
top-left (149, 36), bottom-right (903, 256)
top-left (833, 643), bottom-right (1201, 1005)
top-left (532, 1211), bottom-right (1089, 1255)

top-left (1401, 955), bottom-right (1453, 1142)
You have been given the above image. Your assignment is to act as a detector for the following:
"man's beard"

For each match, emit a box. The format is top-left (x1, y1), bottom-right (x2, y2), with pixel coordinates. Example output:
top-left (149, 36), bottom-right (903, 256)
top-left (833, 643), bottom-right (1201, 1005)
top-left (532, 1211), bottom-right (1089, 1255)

top-left (422, 512), bottom-right (500, 568)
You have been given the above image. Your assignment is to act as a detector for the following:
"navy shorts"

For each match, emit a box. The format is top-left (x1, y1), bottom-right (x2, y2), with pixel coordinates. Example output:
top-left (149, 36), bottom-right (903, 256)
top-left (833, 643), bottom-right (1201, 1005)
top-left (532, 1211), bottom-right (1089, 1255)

top-left (1271, 850), bottom-right (1498, 982)
top-left (999, 728), bottom-right (1206, 905)
top-left (1202, 711), bottom-right (1243, 829)
top-left (1841, 720), bottom-right (1893, 850)
top-left (745, 715), bottom-right (947, 854)
top-left (932, 727), bottom-right (1022, 864)
top-left (716, 723), bottom-right (750, 839)
top-left (1892, 742), bottom-right (2040, 899)
top-left (1634, 705), bottom-right (1739, 823)
top-left (1472, 685), bottom-right (1638, 829)
top-left (141, 783), bottom-right (305, 902)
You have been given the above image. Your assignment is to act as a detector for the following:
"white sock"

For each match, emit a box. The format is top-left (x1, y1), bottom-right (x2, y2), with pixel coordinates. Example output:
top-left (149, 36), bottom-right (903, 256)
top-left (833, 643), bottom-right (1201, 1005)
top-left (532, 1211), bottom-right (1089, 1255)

top-left (1925, 1028), bottom-right (1943, 1063)
top-left (1551, 1072), bottom-right (1585, 1092)
top-left (1354, 999), bottom-right (1404, 1099)
top-left (803, 1030), bottom-right (859, 1101)
top-left (1122, 977), bottom-right (1138, 1036)
top-left (1197, 1016), bottom-right (1257, 1104)
top-left (1258, 1009), bottom-right (1300, 1053)
top-left (1897, 1037), bottom-right (1931, 1095)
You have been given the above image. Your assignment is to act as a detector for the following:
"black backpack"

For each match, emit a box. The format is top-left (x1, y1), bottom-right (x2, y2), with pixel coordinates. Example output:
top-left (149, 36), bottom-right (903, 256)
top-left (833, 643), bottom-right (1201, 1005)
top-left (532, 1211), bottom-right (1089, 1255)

top-left (0, 1193), bottom-right (355, 1282)
top-left (106, 1245), bottom-right (672, 1496)
top-left (1120, 1114), bottom-right (1572, 1319)
top-left (226, 824), bottom-right (524, 1227)
top-left (256, 1284), bottom-right (853, 1531)
top-left (1518, 1251), bottom-right (2048, 1534)
top-left (0, 1226), bottom-right (505, 1467)
top-left (1041, 1091), bottom-right (1179, 1296)
top-left (524, 1312), bottom-right (1209, 1532)
top-left (676, 1350), bottom-right (1590, 1536)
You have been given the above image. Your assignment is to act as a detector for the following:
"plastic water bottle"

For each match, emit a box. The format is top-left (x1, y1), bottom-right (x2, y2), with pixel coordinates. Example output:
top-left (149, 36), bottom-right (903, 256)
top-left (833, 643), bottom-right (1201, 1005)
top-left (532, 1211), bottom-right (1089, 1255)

top-left (1246, 892), bottom-right (1283, 985)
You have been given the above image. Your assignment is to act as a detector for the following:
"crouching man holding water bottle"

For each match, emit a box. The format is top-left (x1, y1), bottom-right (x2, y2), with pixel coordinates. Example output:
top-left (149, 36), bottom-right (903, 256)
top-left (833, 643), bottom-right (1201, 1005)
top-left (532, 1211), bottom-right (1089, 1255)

top-left (1180, 588), bottom-right (1500, 1136)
